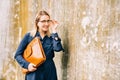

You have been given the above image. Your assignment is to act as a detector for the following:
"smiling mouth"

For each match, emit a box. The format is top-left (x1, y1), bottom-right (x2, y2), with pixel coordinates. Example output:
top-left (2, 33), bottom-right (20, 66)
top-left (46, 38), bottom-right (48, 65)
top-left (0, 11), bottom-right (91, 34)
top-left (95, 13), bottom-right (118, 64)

top-left (43, 26), bottom-right (49, 30)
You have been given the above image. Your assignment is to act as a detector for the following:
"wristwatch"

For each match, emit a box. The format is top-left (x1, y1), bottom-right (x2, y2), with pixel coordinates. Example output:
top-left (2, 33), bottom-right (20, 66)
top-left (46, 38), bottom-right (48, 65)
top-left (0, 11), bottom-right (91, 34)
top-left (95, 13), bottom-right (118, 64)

top-left (51, 33), bottom-right (60, 41)
top-left (54, 37), bottom-right (59, 40)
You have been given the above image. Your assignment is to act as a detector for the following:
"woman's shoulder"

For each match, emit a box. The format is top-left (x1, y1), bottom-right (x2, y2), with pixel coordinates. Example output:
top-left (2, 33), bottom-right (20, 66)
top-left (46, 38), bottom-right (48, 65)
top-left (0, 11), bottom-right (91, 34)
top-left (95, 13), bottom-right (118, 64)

top-left (29, 29), bottom-right (37, 37)
top-left (22, 32), bottom-right (34, 44)
top-left (22, 31), bottom-right (34, 41)
top-left (23, 32), bottom-right (31, 38)
top-left (24, 29), bottom-right (36, 38)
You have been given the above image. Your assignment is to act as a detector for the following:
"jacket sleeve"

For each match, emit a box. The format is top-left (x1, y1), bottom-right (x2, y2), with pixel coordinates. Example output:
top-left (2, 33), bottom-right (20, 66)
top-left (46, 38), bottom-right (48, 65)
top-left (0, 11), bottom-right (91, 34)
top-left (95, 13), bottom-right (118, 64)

top-left (51, 33), bottom-right (64, 52)
top-left (14, 33), bottom-right (30, 69)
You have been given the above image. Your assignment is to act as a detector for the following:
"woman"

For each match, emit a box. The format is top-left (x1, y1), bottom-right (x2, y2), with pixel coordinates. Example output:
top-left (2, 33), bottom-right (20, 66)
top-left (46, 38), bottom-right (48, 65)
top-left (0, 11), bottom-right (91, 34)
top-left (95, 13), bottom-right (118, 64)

top-left (14, 10), bottom-right (64, 80)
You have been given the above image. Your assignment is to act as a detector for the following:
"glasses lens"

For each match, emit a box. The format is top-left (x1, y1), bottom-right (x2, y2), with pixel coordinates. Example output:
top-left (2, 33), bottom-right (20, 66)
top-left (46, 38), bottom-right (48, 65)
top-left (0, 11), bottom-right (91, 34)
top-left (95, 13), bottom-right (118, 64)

top-left (40, 20), bottom-right (51, 23)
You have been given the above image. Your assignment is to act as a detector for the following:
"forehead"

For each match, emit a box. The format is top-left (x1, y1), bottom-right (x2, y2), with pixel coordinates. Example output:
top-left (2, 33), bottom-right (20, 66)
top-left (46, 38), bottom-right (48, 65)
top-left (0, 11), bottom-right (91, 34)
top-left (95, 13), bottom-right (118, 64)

top-left (40, 15), bottom-right (50, 20)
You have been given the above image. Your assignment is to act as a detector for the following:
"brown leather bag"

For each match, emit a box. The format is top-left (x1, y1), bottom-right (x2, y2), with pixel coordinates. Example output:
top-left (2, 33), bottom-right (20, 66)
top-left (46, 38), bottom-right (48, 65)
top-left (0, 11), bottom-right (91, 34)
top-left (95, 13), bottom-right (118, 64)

top-left (22, 37), bottom-right (46, 73)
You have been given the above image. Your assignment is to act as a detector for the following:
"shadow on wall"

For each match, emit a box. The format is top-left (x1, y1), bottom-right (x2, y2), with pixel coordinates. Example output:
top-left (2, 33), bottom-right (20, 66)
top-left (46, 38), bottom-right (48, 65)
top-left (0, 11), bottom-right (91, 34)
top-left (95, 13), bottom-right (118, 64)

top-left (61, 28), bottom-right (69, 80)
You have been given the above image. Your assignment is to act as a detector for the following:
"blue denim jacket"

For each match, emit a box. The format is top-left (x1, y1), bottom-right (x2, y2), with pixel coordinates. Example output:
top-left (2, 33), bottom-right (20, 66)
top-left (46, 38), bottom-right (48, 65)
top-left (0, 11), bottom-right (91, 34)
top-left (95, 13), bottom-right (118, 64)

top-left (14, 31), bottom-right (64, 69)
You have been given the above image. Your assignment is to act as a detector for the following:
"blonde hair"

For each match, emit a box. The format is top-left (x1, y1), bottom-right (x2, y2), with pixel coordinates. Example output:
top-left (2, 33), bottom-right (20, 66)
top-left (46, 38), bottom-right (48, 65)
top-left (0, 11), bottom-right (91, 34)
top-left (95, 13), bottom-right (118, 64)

top-left (30, 10), bottom-right (51, 37)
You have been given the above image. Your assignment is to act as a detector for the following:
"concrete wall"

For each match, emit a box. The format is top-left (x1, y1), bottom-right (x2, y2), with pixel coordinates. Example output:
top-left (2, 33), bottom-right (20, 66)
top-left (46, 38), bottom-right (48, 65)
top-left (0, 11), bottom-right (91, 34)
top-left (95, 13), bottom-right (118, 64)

top-left (0, 0), bottom-right (120, 80)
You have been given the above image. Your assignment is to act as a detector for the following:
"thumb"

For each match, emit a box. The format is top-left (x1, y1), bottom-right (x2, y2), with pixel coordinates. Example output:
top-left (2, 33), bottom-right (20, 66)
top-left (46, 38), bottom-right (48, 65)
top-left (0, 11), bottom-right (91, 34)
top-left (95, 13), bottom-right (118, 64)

top-left (31, 63), bottom-right (36, 67)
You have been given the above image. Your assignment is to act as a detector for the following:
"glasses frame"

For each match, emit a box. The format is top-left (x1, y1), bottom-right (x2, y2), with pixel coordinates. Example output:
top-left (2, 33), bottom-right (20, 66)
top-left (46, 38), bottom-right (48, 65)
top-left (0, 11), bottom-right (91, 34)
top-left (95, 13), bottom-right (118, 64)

top-left (39, 20), bottom-right (51, 23)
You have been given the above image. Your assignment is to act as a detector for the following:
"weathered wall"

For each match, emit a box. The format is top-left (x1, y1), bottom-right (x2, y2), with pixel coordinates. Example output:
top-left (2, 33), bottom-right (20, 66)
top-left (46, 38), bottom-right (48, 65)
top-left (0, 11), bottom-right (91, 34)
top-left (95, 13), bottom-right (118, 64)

top-left (0, 0), bottom-right (120, 80)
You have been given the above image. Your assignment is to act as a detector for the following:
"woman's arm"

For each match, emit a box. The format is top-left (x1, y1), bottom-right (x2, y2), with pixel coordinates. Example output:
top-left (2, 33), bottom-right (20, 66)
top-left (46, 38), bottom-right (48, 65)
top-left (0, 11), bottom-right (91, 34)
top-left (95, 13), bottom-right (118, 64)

top-left (51, 33), bottom-right (64, 52)
top-left (14, 33), bottom-right (30, 69)
top-left (50, 20), bottom-right (64, 52)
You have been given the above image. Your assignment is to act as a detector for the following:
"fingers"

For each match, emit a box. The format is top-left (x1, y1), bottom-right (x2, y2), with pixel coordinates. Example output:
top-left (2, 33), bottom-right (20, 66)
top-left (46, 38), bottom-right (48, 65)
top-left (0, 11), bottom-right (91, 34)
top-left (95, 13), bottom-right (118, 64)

top-left (49, 20), bottom-right (59, 33)
top-left (50, 20), bottom-right (58, 25)
top-left (53, 20), bottom-right (59, 25)
top-left (28, 63), bottom-right (37, 72)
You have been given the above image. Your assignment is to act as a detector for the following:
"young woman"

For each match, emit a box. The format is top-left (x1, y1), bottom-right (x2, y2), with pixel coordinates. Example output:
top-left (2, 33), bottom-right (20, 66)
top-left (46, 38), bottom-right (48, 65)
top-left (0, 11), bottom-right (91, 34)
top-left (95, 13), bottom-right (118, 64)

top-left (14, 10), bottom-right (64, 80)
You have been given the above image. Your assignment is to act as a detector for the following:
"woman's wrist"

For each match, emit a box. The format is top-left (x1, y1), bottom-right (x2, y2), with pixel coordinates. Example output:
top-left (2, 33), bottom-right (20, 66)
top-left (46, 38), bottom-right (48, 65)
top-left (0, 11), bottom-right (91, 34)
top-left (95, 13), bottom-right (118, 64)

top-left (52, 30), bottom-right (57, 33)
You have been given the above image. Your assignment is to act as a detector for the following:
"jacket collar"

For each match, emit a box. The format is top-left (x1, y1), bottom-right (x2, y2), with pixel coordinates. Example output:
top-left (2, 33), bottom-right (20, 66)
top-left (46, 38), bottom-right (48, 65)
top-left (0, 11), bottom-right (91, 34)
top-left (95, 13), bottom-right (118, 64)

top-left (35, 31), bottom-right (48, 41)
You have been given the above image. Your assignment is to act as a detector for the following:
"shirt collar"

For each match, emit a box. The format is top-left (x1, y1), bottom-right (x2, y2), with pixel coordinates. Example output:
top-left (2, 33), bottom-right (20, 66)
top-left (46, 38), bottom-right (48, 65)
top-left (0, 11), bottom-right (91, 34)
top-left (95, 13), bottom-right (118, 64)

top-left (35, 31), bottom-right (48, 40)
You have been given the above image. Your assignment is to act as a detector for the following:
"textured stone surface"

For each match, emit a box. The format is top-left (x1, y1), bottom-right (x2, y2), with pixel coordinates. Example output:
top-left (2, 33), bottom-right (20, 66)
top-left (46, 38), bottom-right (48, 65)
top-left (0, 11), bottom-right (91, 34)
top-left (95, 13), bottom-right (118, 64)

top-left (0, 0), bottom-right (120, 80)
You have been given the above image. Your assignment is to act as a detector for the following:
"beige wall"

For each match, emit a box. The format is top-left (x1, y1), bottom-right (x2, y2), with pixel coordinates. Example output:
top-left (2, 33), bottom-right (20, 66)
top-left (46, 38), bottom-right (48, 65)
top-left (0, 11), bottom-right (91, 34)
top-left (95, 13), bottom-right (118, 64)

top-left (0, 0), bottom-right (120, 80)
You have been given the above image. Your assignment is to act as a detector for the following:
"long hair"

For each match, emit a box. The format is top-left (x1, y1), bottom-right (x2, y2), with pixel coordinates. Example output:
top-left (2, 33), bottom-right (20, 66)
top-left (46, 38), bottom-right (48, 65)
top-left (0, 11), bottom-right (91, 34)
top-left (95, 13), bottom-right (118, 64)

top-left (30, 10), bottom-right (50, 37)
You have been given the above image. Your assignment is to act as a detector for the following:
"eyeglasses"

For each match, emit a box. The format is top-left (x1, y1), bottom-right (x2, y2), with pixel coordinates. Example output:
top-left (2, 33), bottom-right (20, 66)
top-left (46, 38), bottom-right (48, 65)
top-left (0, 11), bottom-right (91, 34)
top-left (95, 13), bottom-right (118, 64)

top-left (39, 20), bottom-right (51, 23)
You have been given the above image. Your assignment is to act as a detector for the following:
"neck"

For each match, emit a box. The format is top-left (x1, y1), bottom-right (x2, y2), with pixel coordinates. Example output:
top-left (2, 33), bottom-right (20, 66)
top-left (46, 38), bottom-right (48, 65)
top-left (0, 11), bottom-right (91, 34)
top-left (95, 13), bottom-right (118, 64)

top-left (39, 29), bottom-right (47, 39)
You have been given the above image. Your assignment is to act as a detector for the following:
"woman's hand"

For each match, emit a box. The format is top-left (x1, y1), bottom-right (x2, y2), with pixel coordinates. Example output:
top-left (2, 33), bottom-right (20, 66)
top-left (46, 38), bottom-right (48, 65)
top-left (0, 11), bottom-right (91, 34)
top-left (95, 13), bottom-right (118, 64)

top-left (50, 20), bottom-right (59, 33)
top-left (28, 63), bottom-right (37, 72)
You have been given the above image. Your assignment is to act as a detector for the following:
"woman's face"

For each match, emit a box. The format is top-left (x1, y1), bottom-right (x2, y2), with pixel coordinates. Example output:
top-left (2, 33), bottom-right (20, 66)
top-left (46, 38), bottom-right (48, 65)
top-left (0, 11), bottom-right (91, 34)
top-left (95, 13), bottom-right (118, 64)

top-left (37, 15), bottom-right (51, 32)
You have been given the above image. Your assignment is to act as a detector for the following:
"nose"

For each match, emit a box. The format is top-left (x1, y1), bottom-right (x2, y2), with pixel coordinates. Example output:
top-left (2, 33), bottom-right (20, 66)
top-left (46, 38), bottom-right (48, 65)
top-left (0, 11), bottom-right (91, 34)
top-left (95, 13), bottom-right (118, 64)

top-left (45, 21), bottom-right (49, 25)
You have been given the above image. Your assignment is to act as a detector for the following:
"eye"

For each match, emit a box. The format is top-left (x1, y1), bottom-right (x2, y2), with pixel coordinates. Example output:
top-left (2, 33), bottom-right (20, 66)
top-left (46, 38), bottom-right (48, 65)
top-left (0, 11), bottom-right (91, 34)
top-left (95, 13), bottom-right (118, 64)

top-left (40, 20), bottom-right (46, 23)
top-left (39, 20), bottom-right (51, 23)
